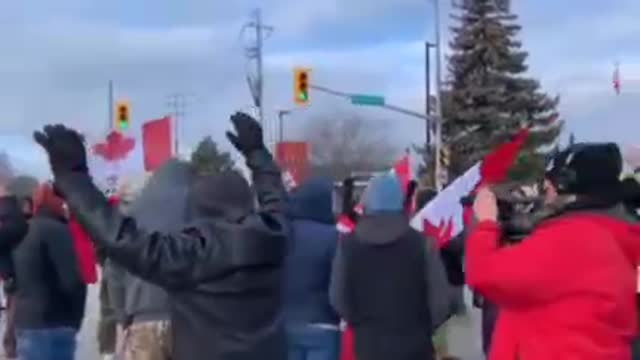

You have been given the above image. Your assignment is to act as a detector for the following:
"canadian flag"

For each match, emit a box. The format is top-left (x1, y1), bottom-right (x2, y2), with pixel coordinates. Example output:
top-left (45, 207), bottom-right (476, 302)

top-left (89, 116), bottom-right (174, 195)
top-left (392, 150), bottom-right (415, 193)
top-left (410, 129), bottom-right (530, 248)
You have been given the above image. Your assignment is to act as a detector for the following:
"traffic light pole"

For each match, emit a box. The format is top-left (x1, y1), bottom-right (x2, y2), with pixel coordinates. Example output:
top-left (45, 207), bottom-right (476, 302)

top-left (310, 84), bottom-right (435, 121)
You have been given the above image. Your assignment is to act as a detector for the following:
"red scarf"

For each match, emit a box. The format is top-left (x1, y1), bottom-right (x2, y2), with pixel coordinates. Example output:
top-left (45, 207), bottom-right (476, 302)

top-left (67, 195), bottom-right (120, 284)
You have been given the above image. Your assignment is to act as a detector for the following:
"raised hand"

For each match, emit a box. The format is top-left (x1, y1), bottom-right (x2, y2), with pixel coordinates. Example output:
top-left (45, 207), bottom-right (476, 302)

top-left (473, 186), bottom-right (498, 223)
top-left (225, 112), bottom-right (265, 156)
top-left (33, 125), bottom-right (88, 177)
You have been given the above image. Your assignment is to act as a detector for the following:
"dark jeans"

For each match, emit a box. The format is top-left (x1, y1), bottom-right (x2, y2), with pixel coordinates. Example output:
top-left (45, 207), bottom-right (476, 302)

top-left (287, 325), bottom-right (341, 360)
top-left (16, 327), bottom-right (77, 360)
top-left (482, 300), bottom-right (499, 355)
top-left (633, 337), bottom-right (640, 360)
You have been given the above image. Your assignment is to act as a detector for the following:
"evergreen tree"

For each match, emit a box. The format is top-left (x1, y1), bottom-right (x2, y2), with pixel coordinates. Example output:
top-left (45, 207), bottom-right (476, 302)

top-left (190, 136), bottom-right (235, 175)
top-left (444, 0), bottom-right (562, 179)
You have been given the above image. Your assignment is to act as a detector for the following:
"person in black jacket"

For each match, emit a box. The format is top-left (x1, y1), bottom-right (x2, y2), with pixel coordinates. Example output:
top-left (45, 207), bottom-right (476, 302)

top-left (12, 183), bottom-right (87, 360)
top-left (330, 173), bottom-right (449, 360)
top-left (33, 112), bottom-right (287, 360)
top-left (0, 185), bottom-right (31, 359)
top-left (0, 189), bottom-right (29, 281)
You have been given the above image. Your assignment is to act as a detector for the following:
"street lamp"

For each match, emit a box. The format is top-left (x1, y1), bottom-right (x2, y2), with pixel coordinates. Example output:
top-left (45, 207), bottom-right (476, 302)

top-left (425, 41), bottom-right (435, 153)
top-left (277, 110), bottom-right (292, 143)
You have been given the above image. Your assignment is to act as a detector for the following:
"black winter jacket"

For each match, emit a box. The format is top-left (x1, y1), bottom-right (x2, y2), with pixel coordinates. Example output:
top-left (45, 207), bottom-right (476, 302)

top-left (0, 196), bottom-right (28, 283)
top-left (12, 208), bottom-right (87, 330)
top-left (57, 149), bottom-right (288, 360)
top-left (330, 214), bottom-right (444, 360)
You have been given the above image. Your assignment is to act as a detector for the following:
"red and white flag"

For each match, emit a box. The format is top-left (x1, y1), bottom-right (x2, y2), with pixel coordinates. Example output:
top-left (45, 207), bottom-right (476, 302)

top-left (410, 129), bottom-right (530, 248)
top-left (142, 116), bottom-right (174, 172)
top-left (392, 150), bottom-right (415, 193)
top-left (89, 117), bottom-right (174, 195)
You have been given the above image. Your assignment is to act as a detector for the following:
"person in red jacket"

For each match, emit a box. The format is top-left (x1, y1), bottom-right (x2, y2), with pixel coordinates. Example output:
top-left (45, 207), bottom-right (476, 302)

top-left (467, 143), bottom-right (640, 360)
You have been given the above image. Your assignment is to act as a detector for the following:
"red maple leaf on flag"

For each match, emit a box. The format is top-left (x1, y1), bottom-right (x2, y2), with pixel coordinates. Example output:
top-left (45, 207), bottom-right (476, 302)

top-left (424, 217), bottom-right (454, 248)
top-left (92, 131), bottom-right (135, 162)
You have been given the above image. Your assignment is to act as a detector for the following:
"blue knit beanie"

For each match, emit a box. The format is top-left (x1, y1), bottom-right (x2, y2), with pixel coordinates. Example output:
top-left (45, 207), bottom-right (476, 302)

top-left (362, 173), bottom-right (404, 214)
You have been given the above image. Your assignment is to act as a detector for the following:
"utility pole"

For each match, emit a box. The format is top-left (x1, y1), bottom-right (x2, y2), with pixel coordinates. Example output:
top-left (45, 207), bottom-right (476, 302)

top-left (107, 80), bottom-right (114, 132)
top-left (167, 93), bottom-right (187, 157)
top-left (241, 9), bottom-right (274, 130)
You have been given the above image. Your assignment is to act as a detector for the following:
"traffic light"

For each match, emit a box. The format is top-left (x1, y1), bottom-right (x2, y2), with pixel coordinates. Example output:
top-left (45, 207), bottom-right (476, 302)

top-left (294, 68), bottom-right (310, 105)
top-left (115, 101), bottom-right (130, 130)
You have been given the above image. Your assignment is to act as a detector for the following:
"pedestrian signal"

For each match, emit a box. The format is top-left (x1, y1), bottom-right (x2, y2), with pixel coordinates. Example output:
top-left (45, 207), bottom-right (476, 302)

top-left (115, 101), bottom-right (130, 130)
top-left (294, 68), bottom-right (310, 105)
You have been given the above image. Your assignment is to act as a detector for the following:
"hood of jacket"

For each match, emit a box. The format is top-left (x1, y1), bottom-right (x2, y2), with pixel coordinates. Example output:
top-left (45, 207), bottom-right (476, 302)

top-left (187, 169), bottom-right (254, 221)
top-left (33, 183), bottom-right (66, 219)
top-left (130, 159), bottom-right (194, 227)
top-left (288, 177), bottom-right (335, 224)
top-left (579, 204), bottom-right (640, 271)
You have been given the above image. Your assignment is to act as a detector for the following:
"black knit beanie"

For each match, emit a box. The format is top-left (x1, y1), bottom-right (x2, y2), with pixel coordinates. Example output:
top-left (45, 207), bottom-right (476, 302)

top-left (545, 142), bottom-right (622, 196)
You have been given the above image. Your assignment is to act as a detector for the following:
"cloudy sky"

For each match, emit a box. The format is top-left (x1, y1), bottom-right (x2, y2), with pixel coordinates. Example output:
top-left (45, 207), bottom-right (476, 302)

top-left (1, 0), bottom-right (639, 178)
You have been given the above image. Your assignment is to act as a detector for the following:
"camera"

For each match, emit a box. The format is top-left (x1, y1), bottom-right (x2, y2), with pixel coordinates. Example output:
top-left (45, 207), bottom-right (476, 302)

top-left (460, 181), bottom-right (545, 243)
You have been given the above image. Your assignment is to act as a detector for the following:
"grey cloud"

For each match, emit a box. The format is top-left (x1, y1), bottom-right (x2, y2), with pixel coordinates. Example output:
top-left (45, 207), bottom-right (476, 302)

top-left (1, 0), bottom-right (640, 183)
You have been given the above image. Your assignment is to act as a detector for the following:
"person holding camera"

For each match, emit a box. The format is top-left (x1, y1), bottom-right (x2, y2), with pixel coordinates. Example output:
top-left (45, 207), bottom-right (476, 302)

top-left (466, 143), bottom-right (640, 360)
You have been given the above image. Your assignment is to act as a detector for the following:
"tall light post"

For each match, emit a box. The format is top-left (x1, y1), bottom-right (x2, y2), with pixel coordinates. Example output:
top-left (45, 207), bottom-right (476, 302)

top-left (432, 0), bottom-right (446, 189)
top-left (425, 42), bottom-right (435, 161)
top-left (277, 110), bottom-right (292, 143)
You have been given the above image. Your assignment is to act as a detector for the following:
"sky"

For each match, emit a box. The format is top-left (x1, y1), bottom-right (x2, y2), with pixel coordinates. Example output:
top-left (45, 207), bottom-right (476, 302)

top-left (0, 0), bottom-right (639, 178)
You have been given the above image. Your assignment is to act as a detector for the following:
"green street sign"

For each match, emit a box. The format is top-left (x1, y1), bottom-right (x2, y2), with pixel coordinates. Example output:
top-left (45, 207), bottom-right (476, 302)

top-left (350, 94), bottom-right (385, 106)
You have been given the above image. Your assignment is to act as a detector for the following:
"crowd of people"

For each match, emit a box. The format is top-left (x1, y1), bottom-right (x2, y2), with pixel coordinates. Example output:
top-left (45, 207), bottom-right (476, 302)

top-left (0, 113), bottom-right (638, 360)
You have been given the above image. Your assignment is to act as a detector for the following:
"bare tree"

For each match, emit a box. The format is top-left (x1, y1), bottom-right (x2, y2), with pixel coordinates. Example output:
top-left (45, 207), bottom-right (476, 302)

top-left (303, 114), bottom-right (396, 180)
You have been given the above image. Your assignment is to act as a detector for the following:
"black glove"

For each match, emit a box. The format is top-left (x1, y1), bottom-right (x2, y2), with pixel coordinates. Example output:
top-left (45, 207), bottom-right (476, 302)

top-left (225, 112), bottom-right (265, 156)
top-left (33, 124), bottom-right (88, 177)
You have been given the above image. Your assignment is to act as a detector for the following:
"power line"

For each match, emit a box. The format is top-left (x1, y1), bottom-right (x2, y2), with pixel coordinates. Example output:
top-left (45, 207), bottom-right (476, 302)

top-left (240, 9), bottom-right (274, 139)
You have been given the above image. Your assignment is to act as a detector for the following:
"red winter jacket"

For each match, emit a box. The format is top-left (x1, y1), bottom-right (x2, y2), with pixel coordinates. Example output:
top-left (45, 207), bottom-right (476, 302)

top-left (467, 212), bottom-right (640, 360)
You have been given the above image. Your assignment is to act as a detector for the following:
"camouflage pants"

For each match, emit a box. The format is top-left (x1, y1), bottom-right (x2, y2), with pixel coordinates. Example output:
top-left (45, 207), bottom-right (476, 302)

top-left (121, 321), bottom-right (172, 360)
top-left (98, 276), bottom-right (118, 354)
